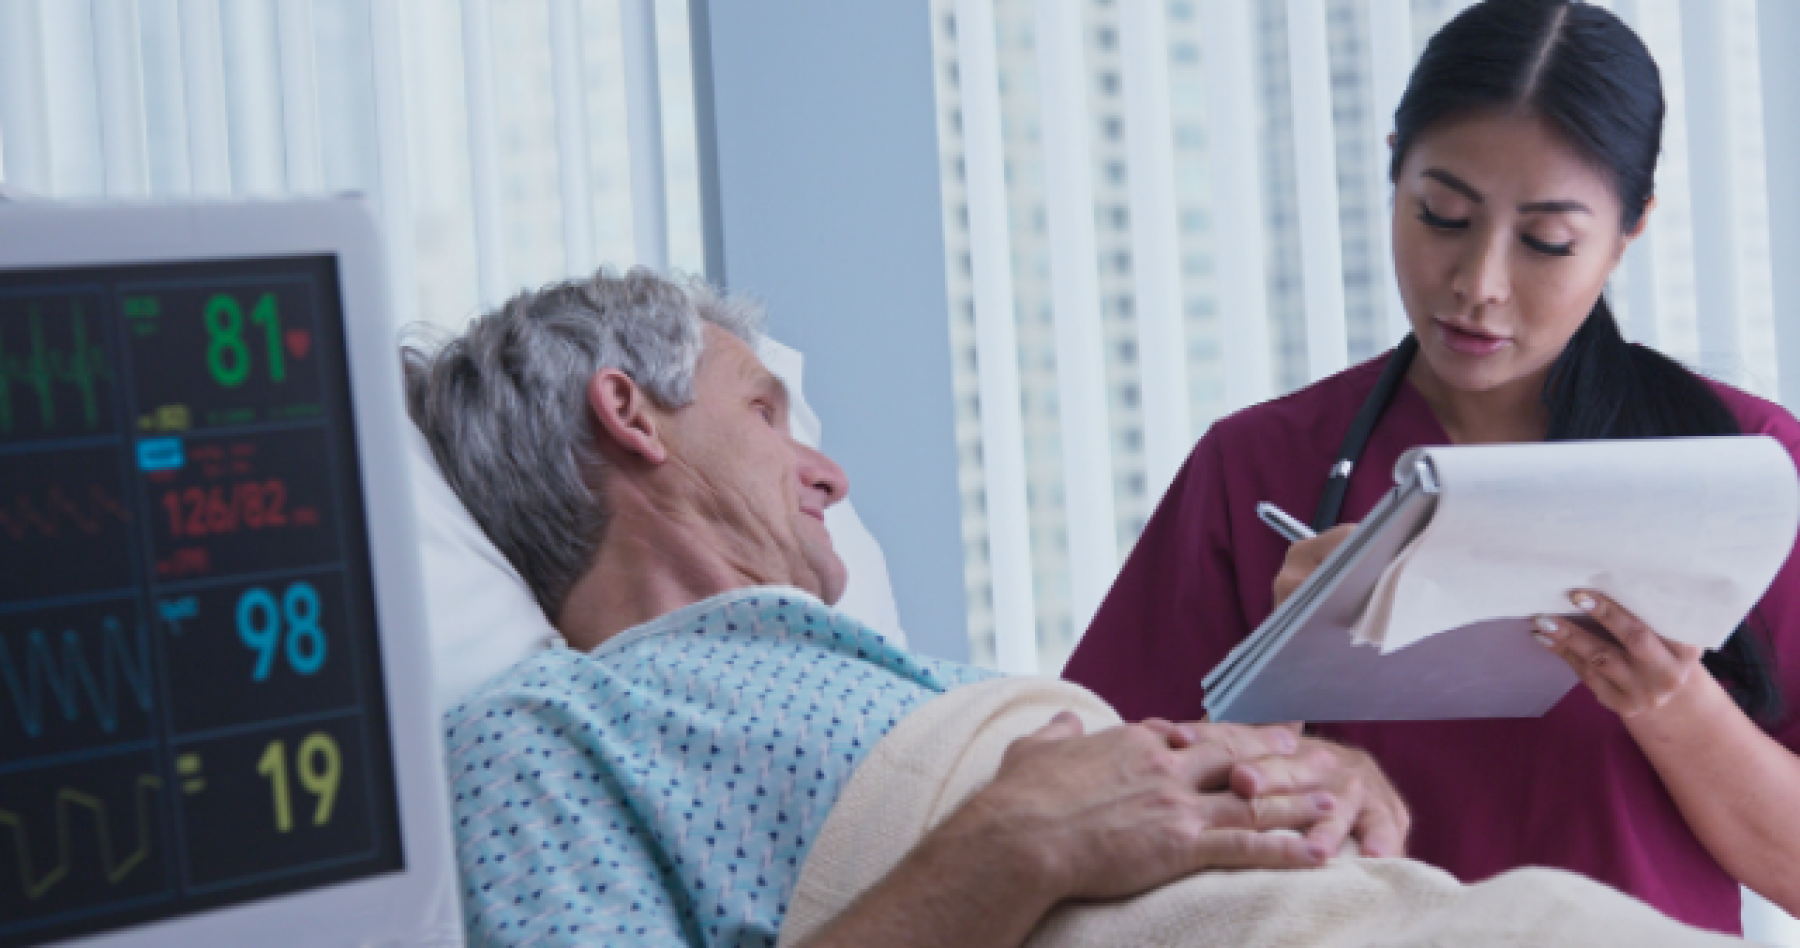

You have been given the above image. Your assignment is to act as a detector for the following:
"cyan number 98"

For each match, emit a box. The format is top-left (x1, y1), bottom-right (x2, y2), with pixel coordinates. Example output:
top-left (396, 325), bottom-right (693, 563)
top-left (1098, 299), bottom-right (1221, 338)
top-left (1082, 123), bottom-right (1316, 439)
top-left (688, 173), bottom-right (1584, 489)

top-left (236, 582), bottom-right (327, 681)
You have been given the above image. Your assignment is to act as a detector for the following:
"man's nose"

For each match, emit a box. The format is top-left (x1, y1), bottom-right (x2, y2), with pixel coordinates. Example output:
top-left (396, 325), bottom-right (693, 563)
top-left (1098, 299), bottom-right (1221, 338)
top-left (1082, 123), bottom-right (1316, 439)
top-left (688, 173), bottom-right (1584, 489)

top-left (799, 444), bottom-right (849, 507)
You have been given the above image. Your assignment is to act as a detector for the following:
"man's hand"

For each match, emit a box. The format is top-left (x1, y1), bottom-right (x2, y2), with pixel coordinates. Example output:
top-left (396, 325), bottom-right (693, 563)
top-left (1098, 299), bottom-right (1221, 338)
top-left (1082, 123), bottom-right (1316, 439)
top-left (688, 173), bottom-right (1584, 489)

top-left (960, 713), bottom-right (1335, 905)
top-left (1272, 524), bottom-right (1357, 607)
top-left (795, 715), bottom-right (1345, 947)
top-left (1228, 736), bottom-right (1411, 858)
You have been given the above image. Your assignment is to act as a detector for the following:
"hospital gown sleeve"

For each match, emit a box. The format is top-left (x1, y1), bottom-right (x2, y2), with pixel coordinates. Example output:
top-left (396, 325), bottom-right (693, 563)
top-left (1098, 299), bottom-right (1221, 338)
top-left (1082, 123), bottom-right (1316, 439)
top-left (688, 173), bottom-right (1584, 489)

top-left (447, 696), bottom-right (697, 947)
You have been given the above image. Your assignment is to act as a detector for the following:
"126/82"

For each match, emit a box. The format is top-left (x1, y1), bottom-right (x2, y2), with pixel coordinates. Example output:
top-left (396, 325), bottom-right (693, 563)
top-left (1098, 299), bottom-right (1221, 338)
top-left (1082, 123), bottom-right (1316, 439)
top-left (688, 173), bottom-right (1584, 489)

top-left (162, 479), bottom-right (289, 537)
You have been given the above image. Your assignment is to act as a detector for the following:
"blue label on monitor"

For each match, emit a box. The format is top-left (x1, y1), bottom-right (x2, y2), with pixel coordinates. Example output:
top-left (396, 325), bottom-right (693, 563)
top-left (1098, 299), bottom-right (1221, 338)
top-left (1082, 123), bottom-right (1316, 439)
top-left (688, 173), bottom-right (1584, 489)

top-left (137, 437), bottom-right (183, 471)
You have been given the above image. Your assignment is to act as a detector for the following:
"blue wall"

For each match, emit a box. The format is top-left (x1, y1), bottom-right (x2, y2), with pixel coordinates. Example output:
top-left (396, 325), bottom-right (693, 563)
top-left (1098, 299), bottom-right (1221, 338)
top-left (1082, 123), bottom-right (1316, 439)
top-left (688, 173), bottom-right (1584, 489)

top-left (691, 1), bottom-right (969, 661)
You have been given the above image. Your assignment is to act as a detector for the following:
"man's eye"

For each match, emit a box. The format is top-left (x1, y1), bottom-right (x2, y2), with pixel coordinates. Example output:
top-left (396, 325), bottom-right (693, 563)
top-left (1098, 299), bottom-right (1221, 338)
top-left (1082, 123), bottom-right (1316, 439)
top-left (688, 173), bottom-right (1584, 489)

top-left (1417, 203), bottom-right (1468, 231)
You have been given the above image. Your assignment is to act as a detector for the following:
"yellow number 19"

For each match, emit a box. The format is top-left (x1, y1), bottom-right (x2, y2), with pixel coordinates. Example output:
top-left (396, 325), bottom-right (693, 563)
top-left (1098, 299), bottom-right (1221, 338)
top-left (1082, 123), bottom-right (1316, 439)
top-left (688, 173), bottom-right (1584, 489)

top-left (256, 732), bottom-right (342, 833)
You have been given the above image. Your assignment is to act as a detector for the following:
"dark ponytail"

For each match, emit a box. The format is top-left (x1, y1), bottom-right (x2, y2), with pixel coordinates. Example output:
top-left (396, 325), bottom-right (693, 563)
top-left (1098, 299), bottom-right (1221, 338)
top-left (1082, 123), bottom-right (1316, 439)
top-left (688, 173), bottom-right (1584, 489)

top-left (1396, 0), bottom-right (1782, 721)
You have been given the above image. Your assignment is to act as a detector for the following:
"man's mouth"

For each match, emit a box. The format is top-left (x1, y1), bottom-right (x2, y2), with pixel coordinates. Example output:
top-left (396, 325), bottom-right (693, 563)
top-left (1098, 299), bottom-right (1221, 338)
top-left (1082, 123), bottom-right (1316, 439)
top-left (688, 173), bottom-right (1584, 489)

top-left (1434, 318), bottom-right (1510, 356)
top-left (800, 507), bottom-right (826, 523)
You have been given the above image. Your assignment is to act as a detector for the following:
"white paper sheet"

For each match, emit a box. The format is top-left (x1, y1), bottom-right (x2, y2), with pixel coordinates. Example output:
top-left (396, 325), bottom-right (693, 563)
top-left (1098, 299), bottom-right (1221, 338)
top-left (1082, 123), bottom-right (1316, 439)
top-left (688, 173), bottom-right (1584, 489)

top-left (1349, 437), bottom-right (1800, 654)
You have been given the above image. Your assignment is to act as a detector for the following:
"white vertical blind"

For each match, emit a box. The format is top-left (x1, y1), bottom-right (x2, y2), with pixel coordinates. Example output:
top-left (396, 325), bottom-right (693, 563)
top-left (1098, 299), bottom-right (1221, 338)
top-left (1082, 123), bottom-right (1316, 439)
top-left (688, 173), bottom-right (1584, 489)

top-left (460, 0), bottom-right (507, 310)
top-left (93, 0), bottom-right (150, 196)
top-left (219, 1), bottom-right (284, 194)
top-left (955, 0), bottom-right (1039, 675)
top-left (1119, 0), bottom-right (1190, 501)
top-left (1612, 0), bottom-right (1658, 351)
top-left (621, 0), bottom-right (668, 271)
top-left (179, 0), bottom-right (230, 194)
top-left (549, 0), bottom-right (597, 277)
top-left (1286, 0), bottom-right (1349, 380)
top-left (1034, 0), bottom-right (1118, 633)
top-left (1631, 0), bottom-right (1700, 363)
top-left (368, 0), bottom-right (418, 329)
top-left (1765, 0), bottom-right (1800, 414)
top-left (1199, 0), bottom-right (1272, 412)
top-left (1679, 0), bottom-right (1741, 373)
top-left (1366, 0), bottom-right (1412, 346)
top-left (40, 1), bottom-right (104, 195)
top-left (140, 0), bottom-right (191, 195)
top-left (276, 0), bottom-right (323, 193)
top-left (0, 0), bottom-right (52, 194)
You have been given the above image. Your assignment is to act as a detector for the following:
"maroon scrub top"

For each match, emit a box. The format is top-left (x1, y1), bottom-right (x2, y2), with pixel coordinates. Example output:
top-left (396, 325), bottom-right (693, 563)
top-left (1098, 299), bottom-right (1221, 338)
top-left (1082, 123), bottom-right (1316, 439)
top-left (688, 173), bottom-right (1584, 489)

top-left (1064, 349), bottom-right (1800, 935)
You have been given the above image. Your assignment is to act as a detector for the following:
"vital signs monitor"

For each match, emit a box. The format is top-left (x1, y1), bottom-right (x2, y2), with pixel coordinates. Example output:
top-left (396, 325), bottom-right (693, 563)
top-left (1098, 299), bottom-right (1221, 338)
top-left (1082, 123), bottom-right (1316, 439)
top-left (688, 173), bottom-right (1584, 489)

top-left (0, 199), bottom-right (455, 947)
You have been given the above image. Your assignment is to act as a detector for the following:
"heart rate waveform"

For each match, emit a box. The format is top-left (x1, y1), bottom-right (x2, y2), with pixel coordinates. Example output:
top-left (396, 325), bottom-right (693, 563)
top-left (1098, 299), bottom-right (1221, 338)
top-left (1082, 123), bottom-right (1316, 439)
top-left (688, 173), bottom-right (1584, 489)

top-left (0, 775), bottom-right (160, 900)
top-left (0, 301), bottom-right (113, 439)
top-left (0, 617), bottom-right (152, 744)
top-left (0, 483), bottom-right (131, 542)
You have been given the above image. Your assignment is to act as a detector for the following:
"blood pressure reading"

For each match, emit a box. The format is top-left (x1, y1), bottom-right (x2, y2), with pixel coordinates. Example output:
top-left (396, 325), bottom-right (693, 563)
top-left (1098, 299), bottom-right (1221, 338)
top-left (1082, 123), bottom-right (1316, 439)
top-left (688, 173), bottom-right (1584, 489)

top-left (0, 258), bottom-right (401, 946)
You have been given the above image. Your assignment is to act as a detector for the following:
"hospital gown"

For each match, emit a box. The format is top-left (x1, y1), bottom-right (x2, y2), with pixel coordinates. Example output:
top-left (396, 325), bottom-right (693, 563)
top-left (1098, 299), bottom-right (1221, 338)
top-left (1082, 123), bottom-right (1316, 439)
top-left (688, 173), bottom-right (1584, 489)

top-left (445, 586), bottom-right (995, 947)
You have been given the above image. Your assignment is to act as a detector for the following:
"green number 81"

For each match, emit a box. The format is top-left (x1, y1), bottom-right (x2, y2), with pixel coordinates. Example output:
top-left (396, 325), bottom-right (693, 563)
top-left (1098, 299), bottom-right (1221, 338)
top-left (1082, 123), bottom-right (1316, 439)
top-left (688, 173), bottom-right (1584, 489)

top-left (205, 294), bottom-right (250, 388)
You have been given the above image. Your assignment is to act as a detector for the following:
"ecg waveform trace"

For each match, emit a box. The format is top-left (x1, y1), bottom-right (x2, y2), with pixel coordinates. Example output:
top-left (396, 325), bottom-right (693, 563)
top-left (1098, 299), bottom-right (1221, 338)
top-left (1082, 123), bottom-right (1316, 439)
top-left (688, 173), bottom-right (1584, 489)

top-left (0, 483), bottom-right (131, 543)
top-left (0, 618), bottom-right (152, 739)
top-left (0, 306), bottom-right (111, 436)
top-left (0, 776), bottom-right (160, 900)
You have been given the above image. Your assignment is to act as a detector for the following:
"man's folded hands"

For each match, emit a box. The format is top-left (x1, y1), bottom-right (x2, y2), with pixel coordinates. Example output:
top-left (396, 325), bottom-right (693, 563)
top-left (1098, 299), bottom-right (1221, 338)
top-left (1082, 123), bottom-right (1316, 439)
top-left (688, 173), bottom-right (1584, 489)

top-left (952, 714), bottom-right (1410, 908)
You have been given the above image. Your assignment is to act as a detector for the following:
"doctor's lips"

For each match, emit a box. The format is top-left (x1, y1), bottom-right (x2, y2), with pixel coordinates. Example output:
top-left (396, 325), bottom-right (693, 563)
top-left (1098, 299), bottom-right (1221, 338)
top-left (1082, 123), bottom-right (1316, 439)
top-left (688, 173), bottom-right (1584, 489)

top-left (1434, 318), bottom-right (1511, 356)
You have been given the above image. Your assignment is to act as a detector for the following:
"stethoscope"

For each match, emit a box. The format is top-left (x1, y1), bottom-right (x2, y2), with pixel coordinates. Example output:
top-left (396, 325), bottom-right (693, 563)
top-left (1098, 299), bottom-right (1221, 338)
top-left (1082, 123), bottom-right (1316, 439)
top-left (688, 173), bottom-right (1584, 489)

top-left (1310, 334), bottom-right (1421, 535)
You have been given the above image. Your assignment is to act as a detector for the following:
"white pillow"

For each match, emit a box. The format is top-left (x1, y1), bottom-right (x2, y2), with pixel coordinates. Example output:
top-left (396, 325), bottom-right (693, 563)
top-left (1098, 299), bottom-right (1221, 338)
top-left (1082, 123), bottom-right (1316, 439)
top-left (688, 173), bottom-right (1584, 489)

top-left (410, 422), bottom-right (558, 712)
top-left (415, 337), bottom-right (906, 712)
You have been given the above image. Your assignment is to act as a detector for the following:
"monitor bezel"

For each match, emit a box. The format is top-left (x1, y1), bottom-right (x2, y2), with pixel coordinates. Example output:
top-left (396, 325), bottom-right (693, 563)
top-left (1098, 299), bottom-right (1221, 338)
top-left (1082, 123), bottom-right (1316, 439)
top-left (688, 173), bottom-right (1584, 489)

top-left (0, 197), bottom-right (456, 948)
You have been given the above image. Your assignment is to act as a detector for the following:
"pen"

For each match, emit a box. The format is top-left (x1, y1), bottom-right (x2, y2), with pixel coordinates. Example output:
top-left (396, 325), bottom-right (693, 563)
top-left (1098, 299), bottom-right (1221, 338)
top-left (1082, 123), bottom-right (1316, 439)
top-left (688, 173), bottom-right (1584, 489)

top-left (1256, 502), bottom-right (1317, 544)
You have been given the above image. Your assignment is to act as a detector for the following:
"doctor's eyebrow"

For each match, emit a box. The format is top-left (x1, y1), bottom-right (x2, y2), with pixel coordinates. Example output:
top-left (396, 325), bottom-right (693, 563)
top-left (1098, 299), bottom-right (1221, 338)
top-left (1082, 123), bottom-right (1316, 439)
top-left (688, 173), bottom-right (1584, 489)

top-left (1422, 167), bottom-right (1592, 216)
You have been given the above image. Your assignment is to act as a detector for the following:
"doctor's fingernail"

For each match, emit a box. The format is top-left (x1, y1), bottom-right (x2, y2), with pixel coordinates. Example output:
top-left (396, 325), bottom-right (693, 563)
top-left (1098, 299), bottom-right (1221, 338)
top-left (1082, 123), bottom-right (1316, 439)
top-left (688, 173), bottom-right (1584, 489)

top-left (1311, 793), bottom-right (1336, 812)
top-left (1533, 631), bottom-right (1557, 649)
top-left (1533, 615), bottom-right (1560, 635)
top-left (1572, 592), bottom-right (1598, 612)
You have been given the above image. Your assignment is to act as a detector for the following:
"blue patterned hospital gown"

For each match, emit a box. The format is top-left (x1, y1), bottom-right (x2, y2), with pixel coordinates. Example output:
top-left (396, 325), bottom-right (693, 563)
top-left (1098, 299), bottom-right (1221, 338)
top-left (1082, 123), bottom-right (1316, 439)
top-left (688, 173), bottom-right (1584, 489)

top-left (445, 586), bottom-right (996, 947)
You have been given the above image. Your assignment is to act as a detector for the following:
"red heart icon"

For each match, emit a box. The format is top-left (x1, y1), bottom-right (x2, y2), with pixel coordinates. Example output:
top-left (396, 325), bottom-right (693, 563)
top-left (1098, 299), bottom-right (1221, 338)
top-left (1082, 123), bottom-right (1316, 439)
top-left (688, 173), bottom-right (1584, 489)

top-left (285, 329), bottom-right (312, 359)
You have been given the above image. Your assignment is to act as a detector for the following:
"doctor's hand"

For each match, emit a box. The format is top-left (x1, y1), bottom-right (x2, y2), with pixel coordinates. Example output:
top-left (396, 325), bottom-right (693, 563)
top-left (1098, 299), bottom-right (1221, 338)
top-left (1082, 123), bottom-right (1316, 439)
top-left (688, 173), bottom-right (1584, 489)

top-left (1226, 736), bottom-right (1411, 858)
top-left (1272, 524), bottom-right (1358, 608)
top-left (1532, 590), bottom-right (1706, 719)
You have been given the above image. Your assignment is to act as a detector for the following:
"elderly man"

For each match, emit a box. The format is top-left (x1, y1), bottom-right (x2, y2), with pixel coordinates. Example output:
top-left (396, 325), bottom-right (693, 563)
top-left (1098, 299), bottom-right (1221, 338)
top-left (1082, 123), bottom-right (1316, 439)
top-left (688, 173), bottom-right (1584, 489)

top-left (407, 269), bottom-right (1402, 946)
top-left (412, 271), bottom-right (1728, 948)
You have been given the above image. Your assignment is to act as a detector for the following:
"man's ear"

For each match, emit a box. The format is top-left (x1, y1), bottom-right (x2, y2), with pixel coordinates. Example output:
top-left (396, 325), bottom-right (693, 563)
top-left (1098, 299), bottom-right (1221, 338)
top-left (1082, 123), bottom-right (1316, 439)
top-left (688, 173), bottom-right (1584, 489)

top-left (588, 369), bottom-right (668, 465)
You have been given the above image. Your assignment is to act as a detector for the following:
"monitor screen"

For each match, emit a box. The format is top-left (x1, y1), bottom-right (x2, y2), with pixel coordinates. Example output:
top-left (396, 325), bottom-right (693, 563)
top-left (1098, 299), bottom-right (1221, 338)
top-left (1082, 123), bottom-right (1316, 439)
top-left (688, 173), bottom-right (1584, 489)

top-left (1, 254), bottom-right (403, 946)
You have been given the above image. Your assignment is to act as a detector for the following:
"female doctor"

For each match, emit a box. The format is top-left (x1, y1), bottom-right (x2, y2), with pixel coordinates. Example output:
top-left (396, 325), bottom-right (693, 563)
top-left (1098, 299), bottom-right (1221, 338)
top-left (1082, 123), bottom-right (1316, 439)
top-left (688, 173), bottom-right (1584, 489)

top-left (1064, 0), bottom-right (1800, 934)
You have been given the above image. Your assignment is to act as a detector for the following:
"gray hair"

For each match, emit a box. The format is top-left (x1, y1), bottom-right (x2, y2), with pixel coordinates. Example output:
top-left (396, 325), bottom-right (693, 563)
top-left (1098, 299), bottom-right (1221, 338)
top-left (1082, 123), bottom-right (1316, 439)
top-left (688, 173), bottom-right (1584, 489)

top-left (403, 267), bottom-right (765, 619)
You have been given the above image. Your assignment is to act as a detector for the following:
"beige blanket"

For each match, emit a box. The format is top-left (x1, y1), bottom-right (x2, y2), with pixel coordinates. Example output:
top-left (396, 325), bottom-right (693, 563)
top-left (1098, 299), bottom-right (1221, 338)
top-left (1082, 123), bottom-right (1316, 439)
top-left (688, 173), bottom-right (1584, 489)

top-left (779, 677), bottom-right (1750, 947)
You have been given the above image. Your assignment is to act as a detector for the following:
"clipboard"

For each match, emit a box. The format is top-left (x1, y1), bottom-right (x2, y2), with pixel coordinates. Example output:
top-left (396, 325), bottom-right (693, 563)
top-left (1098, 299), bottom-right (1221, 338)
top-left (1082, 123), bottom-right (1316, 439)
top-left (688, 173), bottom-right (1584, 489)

top-left (1202, 453), bottom-right (1580, 724)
